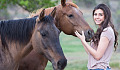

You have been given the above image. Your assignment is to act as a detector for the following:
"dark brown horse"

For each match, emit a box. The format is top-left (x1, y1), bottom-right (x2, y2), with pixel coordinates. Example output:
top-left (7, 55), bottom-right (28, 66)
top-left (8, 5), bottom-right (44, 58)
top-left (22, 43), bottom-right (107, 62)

top-left (18, 0), bottom-right (94, 70)
top-left (0, 8), bottom-right (67, 70)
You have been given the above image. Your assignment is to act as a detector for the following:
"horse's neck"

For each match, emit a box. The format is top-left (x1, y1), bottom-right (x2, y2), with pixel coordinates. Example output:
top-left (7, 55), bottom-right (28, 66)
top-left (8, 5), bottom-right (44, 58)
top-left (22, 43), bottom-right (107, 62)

top-left (34, 5), bottom-right (62, 31)
top-left (45, 5), bottom-right (62, 31)
top-left (0, 40), bottom-right (32, 69)
top-left (0, 47), bottom-right (15, 69)
top-left (0, 17), bottom-right (36, 64)
top-left (54, 5), bottom-right (63, 31)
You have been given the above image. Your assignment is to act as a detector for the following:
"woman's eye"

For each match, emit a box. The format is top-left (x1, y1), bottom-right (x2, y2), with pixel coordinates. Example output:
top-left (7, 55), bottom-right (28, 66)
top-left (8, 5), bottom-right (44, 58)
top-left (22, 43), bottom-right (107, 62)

top-left (68, 14), bottom-right (73, 18)
top-left (94, 13), bottom-right (97, 16)
top-left (99, 13), bottom-right (103, 16)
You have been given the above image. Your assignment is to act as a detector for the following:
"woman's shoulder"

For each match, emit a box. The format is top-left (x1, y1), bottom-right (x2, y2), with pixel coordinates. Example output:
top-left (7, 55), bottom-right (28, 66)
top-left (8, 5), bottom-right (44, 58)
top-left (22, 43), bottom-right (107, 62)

top-left (103, 26), bottom-right (113, 34)
top-left (101, 26), bottom-right (114, 41)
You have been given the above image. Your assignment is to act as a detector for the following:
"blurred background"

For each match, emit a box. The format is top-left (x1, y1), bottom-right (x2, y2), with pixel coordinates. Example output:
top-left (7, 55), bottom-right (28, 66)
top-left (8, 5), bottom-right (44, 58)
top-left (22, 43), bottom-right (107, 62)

top-left (0, 0), bottom-right (120, 70)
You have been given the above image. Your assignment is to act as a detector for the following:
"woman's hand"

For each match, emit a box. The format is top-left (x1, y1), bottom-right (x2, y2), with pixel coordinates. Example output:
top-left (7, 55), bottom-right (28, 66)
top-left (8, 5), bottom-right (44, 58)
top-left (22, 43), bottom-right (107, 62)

top-left (75, 31), bottom-right (85, 42)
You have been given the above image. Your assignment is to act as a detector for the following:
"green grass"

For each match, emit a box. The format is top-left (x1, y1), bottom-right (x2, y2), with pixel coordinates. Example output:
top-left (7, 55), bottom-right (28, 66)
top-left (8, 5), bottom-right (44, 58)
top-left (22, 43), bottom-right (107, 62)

top-left (59, 33), bottom-right (84, 53)
top-left (45, 32), bottom-right (120, 70)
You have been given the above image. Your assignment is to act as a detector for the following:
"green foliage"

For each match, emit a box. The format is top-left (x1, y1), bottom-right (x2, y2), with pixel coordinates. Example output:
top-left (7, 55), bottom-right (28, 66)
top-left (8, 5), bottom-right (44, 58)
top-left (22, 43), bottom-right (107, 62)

top-left (116, 10), bottom-right (120, 24)
top-left (0, 0), bottom-right (58, 12)
top-left (110, 62), bottom-right (120, 69)
top-left (116, 10), bottom-right (120, 15)
top-left (0, 0), bottom-right (18, 9)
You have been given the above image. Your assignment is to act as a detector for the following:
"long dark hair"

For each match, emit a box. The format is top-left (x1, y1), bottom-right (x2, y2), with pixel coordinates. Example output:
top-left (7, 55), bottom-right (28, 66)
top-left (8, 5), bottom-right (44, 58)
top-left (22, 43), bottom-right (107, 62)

top-left (92, 4), bottom-right (118, 51)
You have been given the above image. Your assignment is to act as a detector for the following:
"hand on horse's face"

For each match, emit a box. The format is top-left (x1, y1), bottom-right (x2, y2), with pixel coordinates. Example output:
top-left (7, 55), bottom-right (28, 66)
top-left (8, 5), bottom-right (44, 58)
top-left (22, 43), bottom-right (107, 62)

top-left (75, 31), bottom-right (85, 42)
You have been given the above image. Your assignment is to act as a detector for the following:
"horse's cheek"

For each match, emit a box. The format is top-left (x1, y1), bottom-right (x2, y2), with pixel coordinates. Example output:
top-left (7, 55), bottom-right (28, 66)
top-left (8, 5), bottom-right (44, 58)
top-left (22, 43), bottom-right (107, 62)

top-left (32, 32), bottom-right (41, 49)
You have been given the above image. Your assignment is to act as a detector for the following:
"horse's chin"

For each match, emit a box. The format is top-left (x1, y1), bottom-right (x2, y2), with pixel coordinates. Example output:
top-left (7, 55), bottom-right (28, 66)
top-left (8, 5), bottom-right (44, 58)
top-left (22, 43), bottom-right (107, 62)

top-left (85, 34), bottom-right (93, 42)
top-left (73, 32), bottom-right (92, 42)
top-left (51, 61), bottom-right (59, 70)
top-left (53, 65), bottom-right (59, 70)
top-left (85, 38), bottom-right (92, 42)
top-left (53, 67), bottom-right (64, 70)
top-left (52, 59), bottom-right (67, 70)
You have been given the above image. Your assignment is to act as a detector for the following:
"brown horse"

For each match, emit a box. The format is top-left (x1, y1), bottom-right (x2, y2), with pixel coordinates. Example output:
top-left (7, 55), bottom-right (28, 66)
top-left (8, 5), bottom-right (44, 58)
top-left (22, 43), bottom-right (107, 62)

top-left (0, 8), bottom-right (67, 70)
top-left (18, 0), bottom-right (94, 70)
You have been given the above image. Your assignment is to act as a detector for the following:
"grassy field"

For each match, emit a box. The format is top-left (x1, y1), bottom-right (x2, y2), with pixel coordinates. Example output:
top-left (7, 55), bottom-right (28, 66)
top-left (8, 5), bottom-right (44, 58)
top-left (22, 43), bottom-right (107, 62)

top-left (45, 32), bottom-right (120, 70)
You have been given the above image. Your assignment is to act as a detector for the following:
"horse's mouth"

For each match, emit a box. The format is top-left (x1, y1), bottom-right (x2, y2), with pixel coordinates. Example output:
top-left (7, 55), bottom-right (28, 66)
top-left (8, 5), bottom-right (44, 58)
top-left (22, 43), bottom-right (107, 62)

top-left (85, 38), bottom-right (92, 42)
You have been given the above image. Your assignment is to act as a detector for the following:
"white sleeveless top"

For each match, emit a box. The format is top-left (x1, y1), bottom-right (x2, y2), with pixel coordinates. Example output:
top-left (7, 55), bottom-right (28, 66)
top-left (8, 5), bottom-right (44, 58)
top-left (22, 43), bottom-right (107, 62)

top-left (87, 26), bottom-right (115, 69)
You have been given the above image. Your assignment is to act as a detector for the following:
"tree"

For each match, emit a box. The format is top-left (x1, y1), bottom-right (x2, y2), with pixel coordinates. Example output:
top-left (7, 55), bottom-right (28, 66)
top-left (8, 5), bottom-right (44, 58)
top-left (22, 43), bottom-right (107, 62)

top-left (0, 0), bottom-right (58, 12)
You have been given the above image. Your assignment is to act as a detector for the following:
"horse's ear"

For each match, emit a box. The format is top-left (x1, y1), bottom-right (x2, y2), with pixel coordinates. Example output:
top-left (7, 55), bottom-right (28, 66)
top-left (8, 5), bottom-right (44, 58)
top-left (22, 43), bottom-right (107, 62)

top-left (61, 0), bottom-right (66, 7)
top-left (39, 9), bottom-right (45, 20)
top-left (50, 7), bottom-right (56, 18)
top-left (67, 0), bottom-right (72, 2)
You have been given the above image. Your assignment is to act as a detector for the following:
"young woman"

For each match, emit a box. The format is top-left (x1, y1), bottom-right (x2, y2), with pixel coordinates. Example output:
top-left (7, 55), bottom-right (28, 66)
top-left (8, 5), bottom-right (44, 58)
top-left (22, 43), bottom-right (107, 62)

top-left (75, 4), bottom-right (118, 70)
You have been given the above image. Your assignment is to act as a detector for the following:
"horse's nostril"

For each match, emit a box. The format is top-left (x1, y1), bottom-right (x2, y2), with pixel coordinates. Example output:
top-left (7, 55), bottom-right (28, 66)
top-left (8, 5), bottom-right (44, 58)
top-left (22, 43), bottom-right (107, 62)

top-left (57, 59), bottom-right (67, 69)
top-left (87, 30), bottom-right (94, 38)
top-left (88, 30), bottom-right (92, 35)
top-left (85, 30), bottom-right (94, 42)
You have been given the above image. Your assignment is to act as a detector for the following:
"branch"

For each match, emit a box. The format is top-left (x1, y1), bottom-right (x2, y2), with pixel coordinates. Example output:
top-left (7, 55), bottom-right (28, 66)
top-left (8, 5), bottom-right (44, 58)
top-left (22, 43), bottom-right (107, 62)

top-left (17, 3), bottom-right (31, 12)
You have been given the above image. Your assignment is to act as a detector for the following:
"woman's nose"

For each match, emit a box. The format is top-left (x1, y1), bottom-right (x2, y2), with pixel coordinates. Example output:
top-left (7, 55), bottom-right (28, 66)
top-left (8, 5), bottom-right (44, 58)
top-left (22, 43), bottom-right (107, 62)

top-left (96, 15), bottom-right (99, 18)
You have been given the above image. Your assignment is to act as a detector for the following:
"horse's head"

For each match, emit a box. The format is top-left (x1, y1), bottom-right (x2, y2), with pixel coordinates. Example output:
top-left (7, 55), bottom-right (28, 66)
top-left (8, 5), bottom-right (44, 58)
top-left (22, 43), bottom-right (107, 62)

top-left (55, 0), bottom-right (94, 42)
top-left (32, 8), bottom-right (67, 70)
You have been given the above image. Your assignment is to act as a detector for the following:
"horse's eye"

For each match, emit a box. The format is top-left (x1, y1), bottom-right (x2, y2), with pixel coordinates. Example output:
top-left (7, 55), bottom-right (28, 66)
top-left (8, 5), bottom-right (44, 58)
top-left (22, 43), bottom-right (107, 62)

top-left (41, 33), bottom-right (46, 36)
top-left (40, 31), bottom-right (46, 37)
top-left (68, 14), bottom-right (73, 18)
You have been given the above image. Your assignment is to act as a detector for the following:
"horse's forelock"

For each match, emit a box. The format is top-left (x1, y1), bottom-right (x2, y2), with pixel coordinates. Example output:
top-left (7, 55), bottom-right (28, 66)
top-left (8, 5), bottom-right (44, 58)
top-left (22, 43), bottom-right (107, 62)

top-left (40, 16), bottom-right (54, 24)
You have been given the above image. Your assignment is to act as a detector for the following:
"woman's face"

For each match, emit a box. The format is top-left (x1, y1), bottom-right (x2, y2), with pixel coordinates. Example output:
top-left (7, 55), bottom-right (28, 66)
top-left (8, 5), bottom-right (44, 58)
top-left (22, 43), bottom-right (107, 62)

top-left (93, 9), bottom-right (105, 26)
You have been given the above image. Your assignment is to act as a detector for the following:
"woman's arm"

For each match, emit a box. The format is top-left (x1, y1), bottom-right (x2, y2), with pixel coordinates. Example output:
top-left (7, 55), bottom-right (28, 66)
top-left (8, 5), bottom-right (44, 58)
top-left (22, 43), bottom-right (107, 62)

top-left (75, 31), bottom-right (89, 54)
top-left (75, 31), bottom-right (109, 60)
top-left (82, 44), bottom-right (89, 54)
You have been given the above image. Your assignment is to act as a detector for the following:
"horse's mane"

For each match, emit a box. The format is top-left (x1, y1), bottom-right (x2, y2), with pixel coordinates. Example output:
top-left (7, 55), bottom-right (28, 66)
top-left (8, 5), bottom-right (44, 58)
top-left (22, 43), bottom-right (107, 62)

top-left (29, 2), bottom-right (79, 18)
top-left (0, 17), bottom-right (37, 49)
top-left (40, 15), bottom-right (54, 24)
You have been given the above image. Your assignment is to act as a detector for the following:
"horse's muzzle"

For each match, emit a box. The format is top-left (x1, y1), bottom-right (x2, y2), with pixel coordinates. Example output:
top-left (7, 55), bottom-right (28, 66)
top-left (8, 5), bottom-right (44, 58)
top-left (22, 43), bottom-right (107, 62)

top-left (57, 58), bottom-right (67, 70)
top-left (85, 29), bottom-right (94, 42)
